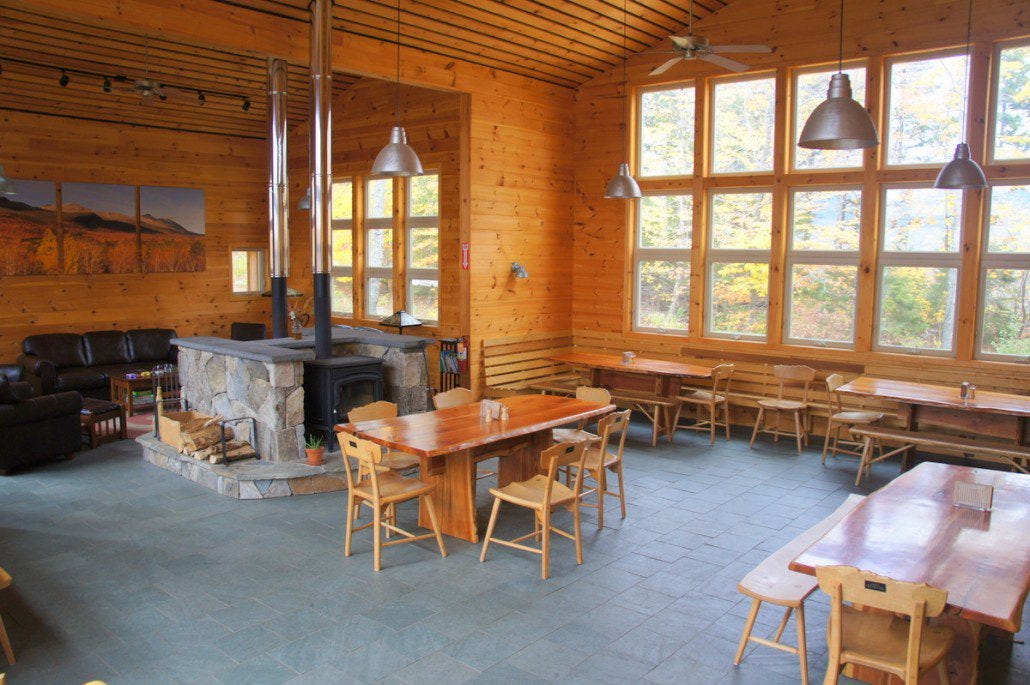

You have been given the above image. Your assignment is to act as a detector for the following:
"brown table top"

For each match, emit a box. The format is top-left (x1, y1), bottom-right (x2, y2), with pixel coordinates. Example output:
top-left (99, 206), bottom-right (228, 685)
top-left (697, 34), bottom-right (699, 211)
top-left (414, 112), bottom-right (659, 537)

top-left (837, 376), bottom-right (1030, 417)
top-left (790, 462), bottom-right (1030, 632)
top-left (335, 394), bottom-right (615, 458)
top-left (549, 351), bottom-right (711, 379)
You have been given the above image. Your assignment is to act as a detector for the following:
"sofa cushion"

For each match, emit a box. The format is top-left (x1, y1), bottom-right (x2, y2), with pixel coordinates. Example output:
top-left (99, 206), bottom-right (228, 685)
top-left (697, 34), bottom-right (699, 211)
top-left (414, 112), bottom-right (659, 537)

top-left (55, 367), bottom-right (108, 392)
top-left (23, 333), bottom-right (87, 369)
top-left (127, 329), bottom-right (175, 363)
top-left (83, 330), bottom-right (132, 367)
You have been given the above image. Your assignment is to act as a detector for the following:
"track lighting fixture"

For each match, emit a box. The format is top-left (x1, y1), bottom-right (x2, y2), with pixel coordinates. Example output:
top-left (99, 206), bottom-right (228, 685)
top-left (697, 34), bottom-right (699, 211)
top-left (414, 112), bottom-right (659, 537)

top-left (242, 98), bottom-right (251, 112)
top-left (58, 71), bottom-right (69, 87)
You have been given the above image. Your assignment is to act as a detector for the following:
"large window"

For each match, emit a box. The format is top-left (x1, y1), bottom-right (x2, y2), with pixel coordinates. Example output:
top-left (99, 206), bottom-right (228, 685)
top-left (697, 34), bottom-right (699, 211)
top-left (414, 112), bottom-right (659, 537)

top-left (785, 188), bottom-right (862, 346)
top-left (992, 44), bottom-right (1029, 162)
top-left (706, 190), bottom-right (772, 339)
top-left (876, 186), bottom-right (962, 353)
top-left (638, 84), bottom-right (695, 177)
top-left (793, 65), bottom-right (866, 170)
top-left (364, 178), bottom-right (394, 319)
top-left (711, 75), bottom-right (775, 173)
top-left (634, 193), bottom-right (692, 331)
top-left (330, 179), bottom-right (354, 316)
top-left (979, 183), bottom-right (1029, 359)
top-left (406, 173), bottom-right (440, 323)
top-left (886, 52), bottom-right (969, 166)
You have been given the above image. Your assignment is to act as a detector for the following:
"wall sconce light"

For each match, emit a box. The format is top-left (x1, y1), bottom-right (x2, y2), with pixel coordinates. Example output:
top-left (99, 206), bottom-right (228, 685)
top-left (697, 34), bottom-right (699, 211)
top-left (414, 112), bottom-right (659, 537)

top-left (511, 262), bottom-right (529, 279)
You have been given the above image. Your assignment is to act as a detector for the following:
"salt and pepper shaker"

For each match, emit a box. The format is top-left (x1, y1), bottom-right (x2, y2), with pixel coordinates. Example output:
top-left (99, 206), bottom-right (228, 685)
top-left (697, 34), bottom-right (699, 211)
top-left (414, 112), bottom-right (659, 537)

top-left (500, 405), bottom-right (510, 421)
top-left (960, 381), bottom-right (970, 399)
top-left (967, 385), bottom-right (976, 401)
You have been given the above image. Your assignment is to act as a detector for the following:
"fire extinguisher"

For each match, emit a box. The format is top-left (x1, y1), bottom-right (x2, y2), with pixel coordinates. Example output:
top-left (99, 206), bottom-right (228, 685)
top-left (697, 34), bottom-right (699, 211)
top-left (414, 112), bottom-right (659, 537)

top-left (457, 336), bottom-right (469, 374)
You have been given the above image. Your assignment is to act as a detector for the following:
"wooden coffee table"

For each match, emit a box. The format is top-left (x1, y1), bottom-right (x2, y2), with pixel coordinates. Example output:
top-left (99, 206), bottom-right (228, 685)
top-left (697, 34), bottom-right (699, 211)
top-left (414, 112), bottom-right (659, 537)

top-left (109, 375), bottom-right (156, 417)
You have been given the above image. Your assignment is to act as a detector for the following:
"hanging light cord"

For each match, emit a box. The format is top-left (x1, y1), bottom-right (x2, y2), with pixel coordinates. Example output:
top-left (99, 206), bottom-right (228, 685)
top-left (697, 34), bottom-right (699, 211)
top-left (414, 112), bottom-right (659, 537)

top-left (395, 0), bottom-right (402, 127)
top-left (621, 0), bottom-right (629, 162)
top-left (837, 0), bottom-right (844, 73)
top-left (960, 0), bottom-right (973, 135)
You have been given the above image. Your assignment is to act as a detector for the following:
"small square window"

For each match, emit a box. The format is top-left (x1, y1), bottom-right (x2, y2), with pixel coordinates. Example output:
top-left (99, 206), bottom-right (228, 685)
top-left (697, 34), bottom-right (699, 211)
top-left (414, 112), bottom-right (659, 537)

top-left (230, 249), bottom-right (266, 295)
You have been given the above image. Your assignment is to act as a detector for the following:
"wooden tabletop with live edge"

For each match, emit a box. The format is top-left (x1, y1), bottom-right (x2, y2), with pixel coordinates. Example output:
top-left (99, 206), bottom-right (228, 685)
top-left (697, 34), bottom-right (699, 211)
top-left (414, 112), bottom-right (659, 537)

top-left (548, 351), bottom-right (711, 379)
top-left (790, 462), bottom-right (1030, 633)
top-left (837, 376), bottom-right (1030, 417)
top-left (334, 394), bottom-right (615, 457)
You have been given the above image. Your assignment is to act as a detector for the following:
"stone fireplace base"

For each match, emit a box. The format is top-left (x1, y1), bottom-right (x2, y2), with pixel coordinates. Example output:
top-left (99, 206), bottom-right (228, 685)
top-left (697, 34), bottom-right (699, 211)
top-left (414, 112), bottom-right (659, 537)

top-left (138, 433), bottom-right (347, 499)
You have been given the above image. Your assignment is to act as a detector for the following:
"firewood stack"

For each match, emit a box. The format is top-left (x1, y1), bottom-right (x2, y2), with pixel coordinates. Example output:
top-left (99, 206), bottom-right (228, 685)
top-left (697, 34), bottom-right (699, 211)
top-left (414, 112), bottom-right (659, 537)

top-left (177, 415), bottom-right (257, 464)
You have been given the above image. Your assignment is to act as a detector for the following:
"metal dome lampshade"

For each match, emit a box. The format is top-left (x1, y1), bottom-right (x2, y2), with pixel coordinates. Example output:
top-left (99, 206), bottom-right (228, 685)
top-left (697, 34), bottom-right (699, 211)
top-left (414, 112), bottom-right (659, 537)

top-left (371, 126), bottom-right (423, 177)
top-left (797, 0), bottom-right (879, 150)
top-left (935, 142), bottom-right (987, 189)
top-left (604, 163), bottom-right (642, 199)
top-left (798, 73), bottom-right (878, 149)
top-left (0, 165), bottom-right (17, 196)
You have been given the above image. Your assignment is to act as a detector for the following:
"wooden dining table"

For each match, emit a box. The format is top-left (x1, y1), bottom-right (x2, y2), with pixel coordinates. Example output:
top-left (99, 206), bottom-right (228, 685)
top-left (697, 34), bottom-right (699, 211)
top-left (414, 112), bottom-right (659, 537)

top-left (837, 376), bottom-right (1030, 444)
top-left (335, 394), bottom-right (614, 543)
top-left (791, 462), bottom-right (1030, 683)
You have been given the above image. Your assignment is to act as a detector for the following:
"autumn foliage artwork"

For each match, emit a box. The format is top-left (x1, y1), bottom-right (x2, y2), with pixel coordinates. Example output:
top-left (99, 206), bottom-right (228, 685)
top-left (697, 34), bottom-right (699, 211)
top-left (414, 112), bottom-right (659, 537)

top-left (0, 180), bottom-right (205, 276)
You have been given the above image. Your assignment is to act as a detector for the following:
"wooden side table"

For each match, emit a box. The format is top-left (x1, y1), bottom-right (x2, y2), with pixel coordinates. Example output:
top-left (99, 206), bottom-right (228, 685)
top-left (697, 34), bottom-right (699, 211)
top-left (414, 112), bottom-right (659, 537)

top-left (109, 375), bottom-right (157, 417)
top-left (80, 398), bottom-right (127, 448)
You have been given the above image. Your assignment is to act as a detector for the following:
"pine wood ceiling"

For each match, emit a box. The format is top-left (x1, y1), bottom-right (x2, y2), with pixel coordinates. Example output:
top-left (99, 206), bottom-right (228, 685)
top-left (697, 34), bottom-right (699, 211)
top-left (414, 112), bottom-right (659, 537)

top-left (0, 0), bottom-right (730, 139)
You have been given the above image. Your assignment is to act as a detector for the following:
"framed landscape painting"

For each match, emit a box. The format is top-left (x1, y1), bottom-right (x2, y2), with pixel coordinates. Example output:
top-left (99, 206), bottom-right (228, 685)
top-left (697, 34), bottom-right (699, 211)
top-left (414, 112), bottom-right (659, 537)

top-left (0, 179), bottom-right (60, 275)
top-left (61, 182), bottom-right (139, 274)
top-left (140, 185), bottom-right (205, 273)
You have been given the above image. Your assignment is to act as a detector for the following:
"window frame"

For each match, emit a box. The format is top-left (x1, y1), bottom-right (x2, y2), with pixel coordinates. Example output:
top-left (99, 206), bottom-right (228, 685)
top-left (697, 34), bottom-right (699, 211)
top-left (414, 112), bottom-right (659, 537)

top-left (976, 179), bottom-right (1030, 361)
top-left (782, 184), bottom-right (863, 349)
top-left (704, 187), bottom-right (774, 341)
top-left (405, 171), bottom-right (441, 324)
top-left (987, 38), bottom-right (1030, 165)
top-left (789, 61), bottom-right (869, 173)
top-left (329, 177), bottom-right (355, 316)
top-left (708, 70), bottom-right (778, 177)
top-left (632, 190), bottom-right (693, 334)
top-left (636, 81), bottom-right (697, 180)
top-left (363, 176), bottom-right (395, 320)
top-left (229, 247), bottom-right (267, 297)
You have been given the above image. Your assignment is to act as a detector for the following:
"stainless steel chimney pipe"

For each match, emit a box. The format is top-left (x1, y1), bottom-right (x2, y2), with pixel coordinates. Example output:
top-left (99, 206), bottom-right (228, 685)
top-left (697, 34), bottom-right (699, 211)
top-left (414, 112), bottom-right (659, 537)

top-left (267, 57), bottom-right (291, 339)
top-left (309, 0), bottom-right (333, 359)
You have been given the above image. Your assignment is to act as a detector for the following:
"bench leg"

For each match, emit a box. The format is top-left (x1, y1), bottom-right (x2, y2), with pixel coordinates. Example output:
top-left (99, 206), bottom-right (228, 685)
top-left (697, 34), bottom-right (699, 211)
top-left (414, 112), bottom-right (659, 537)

top-left (774, 606), bottom-right (793, 642)
top-left (796, 603), bottom-right (809, 685)
top-left (734, 598), bottom-right (761, 665)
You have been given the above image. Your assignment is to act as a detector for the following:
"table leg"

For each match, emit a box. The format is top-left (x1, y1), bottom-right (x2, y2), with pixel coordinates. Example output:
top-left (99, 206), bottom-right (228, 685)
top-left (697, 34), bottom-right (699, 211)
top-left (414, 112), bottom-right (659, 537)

top-left (418, 449), bottom-right (477, 543)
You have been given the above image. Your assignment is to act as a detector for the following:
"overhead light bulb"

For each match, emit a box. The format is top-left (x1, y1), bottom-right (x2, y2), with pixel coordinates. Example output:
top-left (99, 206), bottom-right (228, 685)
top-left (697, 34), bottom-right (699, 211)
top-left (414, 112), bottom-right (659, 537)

top-left (58, 71), bottom-right (69, 87)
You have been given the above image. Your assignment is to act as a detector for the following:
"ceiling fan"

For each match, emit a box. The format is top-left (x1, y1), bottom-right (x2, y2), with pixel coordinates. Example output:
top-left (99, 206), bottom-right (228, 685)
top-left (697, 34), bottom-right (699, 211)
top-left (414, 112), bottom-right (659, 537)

top-left (114, 40), bottom-right (178, 103)
top-left (648, 0), bottom-right (772, 76)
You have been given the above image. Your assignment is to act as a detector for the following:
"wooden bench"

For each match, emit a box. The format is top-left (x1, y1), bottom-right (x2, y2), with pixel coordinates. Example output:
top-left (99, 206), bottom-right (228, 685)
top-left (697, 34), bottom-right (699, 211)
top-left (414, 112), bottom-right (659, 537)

top-left (482, 332), bottom-right (582, 397)
top-left (849, 425), bottom-right (1030, 486)
top-left (734, 494), bottom-right (866, 685)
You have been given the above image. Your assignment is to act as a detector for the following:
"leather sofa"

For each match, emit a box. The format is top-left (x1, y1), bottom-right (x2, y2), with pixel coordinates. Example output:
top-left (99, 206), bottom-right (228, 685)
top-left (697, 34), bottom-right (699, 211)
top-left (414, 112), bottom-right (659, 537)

top-left (0, 377), bottom-right (82, 474)
top-left (18, 329), bottom-right (177, 400)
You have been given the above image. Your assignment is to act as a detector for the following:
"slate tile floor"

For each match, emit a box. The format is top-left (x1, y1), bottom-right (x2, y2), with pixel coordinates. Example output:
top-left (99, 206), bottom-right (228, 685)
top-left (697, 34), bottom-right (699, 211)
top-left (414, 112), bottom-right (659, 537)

top-left (0, 422), bottom-right (1026, 684)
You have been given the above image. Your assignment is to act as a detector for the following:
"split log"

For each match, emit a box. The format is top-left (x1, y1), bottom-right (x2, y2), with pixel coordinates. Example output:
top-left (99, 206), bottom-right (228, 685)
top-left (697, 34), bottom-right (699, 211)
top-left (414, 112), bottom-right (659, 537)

top-left (208, 441), bottom-right (257, 464)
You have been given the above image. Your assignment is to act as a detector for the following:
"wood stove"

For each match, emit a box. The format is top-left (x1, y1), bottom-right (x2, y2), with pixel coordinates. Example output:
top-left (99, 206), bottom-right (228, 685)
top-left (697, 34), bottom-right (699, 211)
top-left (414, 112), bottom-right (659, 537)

top-left (303, 356), bottom-right (384, 446)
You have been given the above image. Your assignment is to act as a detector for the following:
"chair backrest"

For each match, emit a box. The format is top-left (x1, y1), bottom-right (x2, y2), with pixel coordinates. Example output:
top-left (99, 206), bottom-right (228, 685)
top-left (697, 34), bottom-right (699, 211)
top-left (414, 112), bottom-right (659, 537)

top-left (710, 363), bottom-right (735, 395)
top-left (575, 386), bottom-right (612, 404)
top-left (816, 565), bottom-right (948, 681)
top-left (230, 322), bottom-right (267, 341)
top-left (433, 387), bottom-right (474, 409)
top-left (595, 409), bottom-right (632, 462)
top-left (825, 373), bottom-right (845, 414)
top-left (337, 432), bottom-right (385, 497)
top-left (348, 400), bottom-right (398, 423)
top-left (772, 364), bottom-right (817, 402)
top-left (540, 440), bottom-right (588, 505)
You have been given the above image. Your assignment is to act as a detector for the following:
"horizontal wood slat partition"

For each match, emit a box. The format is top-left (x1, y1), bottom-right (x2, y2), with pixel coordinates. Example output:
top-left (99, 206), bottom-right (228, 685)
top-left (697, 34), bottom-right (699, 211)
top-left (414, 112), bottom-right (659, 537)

top-left (0, 109), bottom-right (268, 360)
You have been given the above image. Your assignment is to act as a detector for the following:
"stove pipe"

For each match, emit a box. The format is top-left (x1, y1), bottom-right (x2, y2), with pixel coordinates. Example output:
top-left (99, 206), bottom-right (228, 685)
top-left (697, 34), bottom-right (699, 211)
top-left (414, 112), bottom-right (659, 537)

top-left (267, 57), bottom-right (290, 339)
top-left (309, 0), bottom-right (333, 359)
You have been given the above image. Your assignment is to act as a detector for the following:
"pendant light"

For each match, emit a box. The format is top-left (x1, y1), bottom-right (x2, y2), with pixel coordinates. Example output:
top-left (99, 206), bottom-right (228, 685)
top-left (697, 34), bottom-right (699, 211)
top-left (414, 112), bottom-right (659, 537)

top-left (934, 0), bottom-right (987, 189)
top-left (604, 0), bottom-right (642, 199)
top-left (798, 0), bottom-right (878, 150)
top-left (371, 0), bottom-right (423, 177)
top-left (0, 165), bottom-right (17, 196)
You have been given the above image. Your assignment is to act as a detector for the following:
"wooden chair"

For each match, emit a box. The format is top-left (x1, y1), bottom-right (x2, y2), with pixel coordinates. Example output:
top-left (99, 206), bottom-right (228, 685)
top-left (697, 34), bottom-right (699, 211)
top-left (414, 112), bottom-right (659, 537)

top-left (0, 565), bottom-right (13, 665)
top-left (479, 441), bottom-right (588, 579)
top-left (750, 365), bottom-right (817, 456)
top-left (553, 386), bottom-right (611, 445)
top-left (733, 494), bottom-right (865, 685)
top-left (338, 433), bottom-right (447, 572)
top-left (576, 409), bottom-right (631, 529)
top-left (675, 363), bottom-right (734, 444)
top-left (822, 374), bottom-right (884, 465)
top-left (347, 401), bottom-right (419, 473)
top-left (432, 387), bottom-right (474, 409)
top-left (817, 565), bottom-right (954, 685)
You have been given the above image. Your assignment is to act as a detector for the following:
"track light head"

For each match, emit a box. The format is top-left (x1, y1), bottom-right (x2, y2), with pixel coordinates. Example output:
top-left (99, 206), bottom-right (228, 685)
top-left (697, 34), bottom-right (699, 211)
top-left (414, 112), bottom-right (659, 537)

top-left (102, 77), bottom-right (112, 93)
top-left (58, 71), bottom-right (69, 87)
top-left (198, 91), bottom-right (206, 105)
top-left (242, 98), bottom-right (251, 112)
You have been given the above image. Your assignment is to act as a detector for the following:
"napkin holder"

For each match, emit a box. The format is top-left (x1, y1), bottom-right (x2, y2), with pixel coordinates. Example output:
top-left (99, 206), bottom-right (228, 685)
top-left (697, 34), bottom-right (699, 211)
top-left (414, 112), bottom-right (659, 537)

top-left (953, 481), bottom-right (993, 511)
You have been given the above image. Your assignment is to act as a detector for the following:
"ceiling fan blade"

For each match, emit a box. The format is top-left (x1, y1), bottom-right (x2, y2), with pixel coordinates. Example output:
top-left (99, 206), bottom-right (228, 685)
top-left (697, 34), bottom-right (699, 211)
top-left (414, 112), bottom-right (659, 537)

top-left (650, 57), bottom-right (684, 76)
top-left (669, 35), bottom-right (692, 49)
top-left (709, 44), bottom-right (773, 54)
top-left (701, 53), bottom-right (750, 72)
